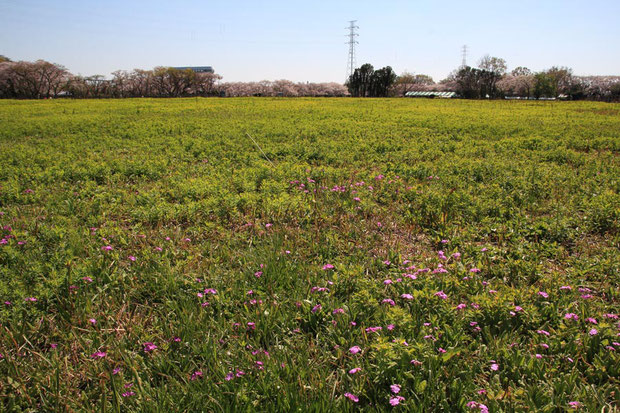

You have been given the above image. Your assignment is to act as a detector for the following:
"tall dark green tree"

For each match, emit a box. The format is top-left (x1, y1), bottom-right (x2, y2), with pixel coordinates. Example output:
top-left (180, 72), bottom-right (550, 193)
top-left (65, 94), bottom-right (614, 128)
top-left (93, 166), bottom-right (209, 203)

top-left (371, 66), bottom-right (397, 97)
top-left (346, 64), bottom-right (397, 97)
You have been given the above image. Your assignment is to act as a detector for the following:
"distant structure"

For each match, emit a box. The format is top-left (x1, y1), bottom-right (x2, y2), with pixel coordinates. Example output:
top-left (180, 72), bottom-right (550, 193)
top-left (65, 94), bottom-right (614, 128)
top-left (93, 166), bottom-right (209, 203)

top-left (461, 45), bottom-right (468, 68)
top-left (172, 66), bottom-right (214, 73)
top-left (345, 20), bottom-right (359, 81)
top-left (406, 91), bottom-right (457, 99)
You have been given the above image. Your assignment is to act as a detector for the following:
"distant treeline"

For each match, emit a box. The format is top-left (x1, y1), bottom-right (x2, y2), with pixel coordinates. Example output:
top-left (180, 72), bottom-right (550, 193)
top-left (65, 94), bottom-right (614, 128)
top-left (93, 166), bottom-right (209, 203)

top-left (1, 54), bottom-right (619, 100)
top-left (382, 55), bottom-right (620, 101)
top-left (0, 56), bottom-right (346, 99)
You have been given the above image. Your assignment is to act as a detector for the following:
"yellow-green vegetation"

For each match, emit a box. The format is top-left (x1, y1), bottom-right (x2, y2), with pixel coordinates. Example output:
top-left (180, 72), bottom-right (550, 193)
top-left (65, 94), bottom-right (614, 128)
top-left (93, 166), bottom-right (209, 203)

top-left (0, 98), bottom-right (619, 412)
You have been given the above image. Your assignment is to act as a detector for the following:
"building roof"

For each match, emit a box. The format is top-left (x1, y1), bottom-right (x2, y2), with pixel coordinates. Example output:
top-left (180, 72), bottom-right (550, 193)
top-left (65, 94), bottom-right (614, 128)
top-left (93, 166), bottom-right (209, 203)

top-left (172, 66), bottom-right (214, 73)
top-left (405, 91), bottom-right (456, 98)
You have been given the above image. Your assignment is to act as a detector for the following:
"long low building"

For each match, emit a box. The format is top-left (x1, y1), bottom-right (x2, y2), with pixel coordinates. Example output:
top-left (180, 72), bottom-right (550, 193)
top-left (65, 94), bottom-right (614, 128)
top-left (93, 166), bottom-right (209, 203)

top-left (405, 91), bottom-right (456, 98)
top-left (172, 66), bottom-right (214, 73)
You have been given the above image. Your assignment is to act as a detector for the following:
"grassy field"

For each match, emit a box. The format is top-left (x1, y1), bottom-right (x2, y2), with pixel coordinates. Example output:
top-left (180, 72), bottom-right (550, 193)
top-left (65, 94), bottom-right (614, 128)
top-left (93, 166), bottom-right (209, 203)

top-left (0, 98), bottom-right (619, 412)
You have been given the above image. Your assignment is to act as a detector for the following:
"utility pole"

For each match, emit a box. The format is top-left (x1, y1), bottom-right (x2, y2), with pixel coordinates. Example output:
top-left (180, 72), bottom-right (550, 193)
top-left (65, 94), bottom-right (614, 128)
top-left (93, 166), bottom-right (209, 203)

top-left (346, 20), bottom-right (359, 82)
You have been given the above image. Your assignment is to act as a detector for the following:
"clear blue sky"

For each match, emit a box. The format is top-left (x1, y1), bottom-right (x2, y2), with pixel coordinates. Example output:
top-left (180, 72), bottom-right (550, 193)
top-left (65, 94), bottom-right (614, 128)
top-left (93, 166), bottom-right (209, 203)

top-left (1, 0), bottom-right (619, 83)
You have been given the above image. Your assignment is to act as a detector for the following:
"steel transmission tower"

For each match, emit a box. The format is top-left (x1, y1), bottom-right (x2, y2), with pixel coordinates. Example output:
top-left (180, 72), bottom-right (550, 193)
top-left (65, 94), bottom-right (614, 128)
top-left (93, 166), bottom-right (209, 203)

top-left (345, 20), bottom-right (359, 81)
top-left (461, 45), bottom-right (468, 68)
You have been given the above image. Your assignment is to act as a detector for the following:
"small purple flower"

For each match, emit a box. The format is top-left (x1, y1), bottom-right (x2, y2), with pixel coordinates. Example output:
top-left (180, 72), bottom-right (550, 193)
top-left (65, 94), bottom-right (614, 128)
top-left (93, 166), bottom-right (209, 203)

top-left (143, 342), bottom-right (157, 352)
top-left (344, 392), bottom-right (359, 402)
top-left (322, 264), bottom-right (334, 270)
top-left (349, 346), bottom-right (361, 354)
top-left (589, 328), bottom-right (598, 336)
top-left (390, 384), bottom-right (401, 394)
top-left (389, 396), bottom-right (405, 406)
top-left (434, 291), bottom-right (448, 300)
top-left (348, 367), bottom-right (361, 374)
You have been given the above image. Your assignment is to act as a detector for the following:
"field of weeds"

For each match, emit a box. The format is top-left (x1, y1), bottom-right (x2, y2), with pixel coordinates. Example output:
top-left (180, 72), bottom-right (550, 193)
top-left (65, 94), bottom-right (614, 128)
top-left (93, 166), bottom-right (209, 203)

top-left (0, 98), bottom-right (619, 411)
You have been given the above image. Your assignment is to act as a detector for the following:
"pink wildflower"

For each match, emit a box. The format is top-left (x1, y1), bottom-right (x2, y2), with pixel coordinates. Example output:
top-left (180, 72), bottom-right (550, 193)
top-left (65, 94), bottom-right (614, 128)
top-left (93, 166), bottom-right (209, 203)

top-left (349, 346), bottom-right (361, 354)
top-left (344, 393), bottom-right (359, 402)
top-left (390, 384), bottom-right (401, 394)
top-left (143, 342), bottom-right (157, 352)
top-left (348, 367), bottom-right (361, 374)
top-left (389, 396), bottom-right (405, 406)
top-left (434, 291), bottom-right (448, 300)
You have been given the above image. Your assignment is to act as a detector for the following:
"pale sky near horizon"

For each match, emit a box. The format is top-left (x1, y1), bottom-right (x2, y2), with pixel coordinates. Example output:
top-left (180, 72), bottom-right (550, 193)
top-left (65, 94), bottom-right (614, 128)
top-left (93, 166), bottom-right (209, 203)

top-left (1, 0), bottom-right (619, 83)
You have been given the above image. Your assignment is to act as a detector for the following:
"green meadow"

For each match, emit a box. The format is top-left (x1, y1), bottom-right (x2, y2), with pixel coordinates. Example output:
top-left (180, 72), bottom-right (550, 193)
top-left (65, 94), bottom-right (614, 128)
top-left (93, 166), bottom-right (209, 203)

top-left (0, 98), bottom-right (619, 412)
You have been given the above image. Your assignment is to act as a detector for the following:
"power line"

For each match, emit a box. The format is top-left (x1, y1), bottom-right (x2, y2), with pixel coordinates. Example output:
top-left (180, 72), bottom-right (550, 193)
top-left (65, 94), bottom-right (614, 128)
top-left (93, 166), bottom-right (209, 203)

top-left (346, 20), bottom-right (359, 81)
